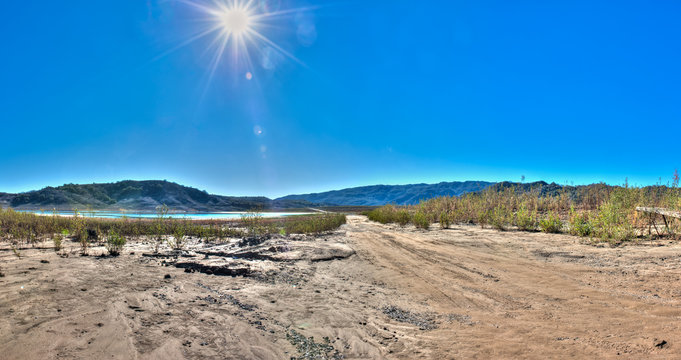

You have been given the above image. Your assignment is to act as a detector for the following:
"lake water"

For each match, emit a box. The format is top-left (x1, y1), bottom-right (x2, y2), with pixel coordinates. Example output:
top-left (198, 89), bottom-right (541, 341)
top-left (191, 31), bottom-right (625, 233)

top-left (20, 210), bottom-right (311, 220)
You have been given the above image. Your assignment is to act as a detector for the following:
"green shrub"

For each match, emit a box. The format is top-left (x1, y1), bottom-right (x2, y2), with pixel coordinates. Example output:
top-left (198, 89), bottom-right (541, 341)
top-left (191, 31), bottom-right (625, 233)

top-left (169, 224), bottom-right (186, 250)
top-left (592, 197), bottom-right (637, 242)
top-left (439, 211), bottom-right (450, 229)
top-left (53, 234), bottom-right (63, 252)
top-left (367, 205), bottom-right (396, 224)
top-left (154, 204), bottom-right (169, 253)
top-left (283, 213), bottom-right (347, 234)
top-left (477, 209), bottom-right (491, 229)
top-left (106, 230), bottom-right (126, 256)
top-left (395, 209), bottom-right (411, 226)
top-left (568, 207), bottom-right (593, 237)
top-left (490, 205), bottom-right (512, 231)
top-left (539, 212), bottom-right (563, 233)
top-left (241, 211), bottom-right (265, 236)
top-left (515, 204), bottom-right (537, 231)
top-left (412, 210), bottom-right (430, 230)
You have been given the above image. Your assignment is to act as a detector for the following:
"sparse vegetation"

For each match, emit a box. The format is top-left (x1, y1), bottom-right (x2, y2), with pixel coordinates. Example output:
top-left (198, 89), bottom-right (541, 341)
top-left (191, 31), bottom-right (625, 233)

top-left (169, 222), bottom-right (186, 250)
top-left (241, 211), bottom-right (267, 236)
top-left (412, 208), bottom-right (430, 230)
top-left (539, 211), bottom-right (563, 233)
top-left (439, 211), bottom-right (450, 229)
top-left (568, 207), bottom-right (592, 237)
top-left (154, 204), bottom-right (169, 253)
top-left (282, 213), bottom-right (347, 235)
top-left (364, 175), bottom-right (681, 244)
top-left (515, 204), bottom-right (537, 231)
top-left (490, 205), bottom-right (512, 231)
top-left (106, 229), bottom-right (126, 256)
top-left (53, 233), bottom-right (63, 252)
top-left (0, 206), bottom-right (347, 252)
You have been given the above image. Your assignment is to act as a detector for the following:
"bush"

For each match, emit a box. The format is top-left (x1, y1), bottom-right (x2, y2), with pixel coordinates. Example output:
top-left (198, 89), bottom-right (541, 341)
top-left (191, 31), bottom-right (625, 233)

top-left (367, 205), bottom-right (397, 224)
top-left (539, 212), bottom-right (563, 233)
top-left (241, 211), bottom-right (265, 236)
top-left (568, 208), bottom-right (593, 237)
top-left (395, 209), bottom-right (411, 226)
top-left (78, 229), bottom-right (89, 255)
top-left (169, 224), bottom-right (186, 250)
top-left (106, 230), bottom-right (126, 256)
top-left (412, 210), bottom-right (430, 230)
top-left (490, 205), bottom-right (512, 231)
top-left (515, 204), bottom-right (537, 231)
top-left (592, 197), bottom-right (637, 242)
top-left (477, 209), bottom-right (491, 228)
top-left (53, 234), bottom-right (63, 252)
top-left (283, 213), bottom-right (347, 235)
top-left (439, 211), bottom-right (450, 229)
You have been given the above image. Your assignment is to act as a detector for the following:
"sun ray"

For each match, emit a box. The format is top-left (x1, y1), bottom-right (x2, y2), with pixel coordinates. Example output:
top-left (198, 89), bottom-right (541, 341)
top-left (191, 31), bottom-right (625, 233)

top-left (151, 24), bottom-right (222, 62)
top-left (173, 0), bottom-right (316, 76)
top-left (250, 6), bottom-right (321, 21)
top-left (245, 28), bottom-right (307, 67)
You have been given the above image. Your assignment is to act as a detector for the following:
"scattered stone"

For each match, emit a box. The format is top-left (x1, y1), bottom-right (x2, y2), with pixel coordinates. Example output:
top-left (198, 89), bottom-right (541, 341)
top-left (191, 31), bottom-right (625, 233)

top-left (286, 329), bottom-right (343, 360)
top-left (446, 313), bottom-right (476, 326)
top-left (40, 260), bottom-right (50, 264)
top-left (382, 306), bottom-right (438, 330)
top-left (196, 282), bottom-right (257, 311)
top-left (175, 262), bottom-right (252, 277)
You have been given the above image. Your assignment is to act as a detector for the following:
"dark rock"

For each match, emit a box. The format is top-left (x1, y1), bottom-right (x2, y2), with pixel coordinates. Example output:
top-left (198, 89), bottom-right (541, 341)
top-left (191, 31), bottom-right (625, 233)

top-left (175, 262), bottom-right (252, 277)
top-left (382, 306), bottom-right (437, 330)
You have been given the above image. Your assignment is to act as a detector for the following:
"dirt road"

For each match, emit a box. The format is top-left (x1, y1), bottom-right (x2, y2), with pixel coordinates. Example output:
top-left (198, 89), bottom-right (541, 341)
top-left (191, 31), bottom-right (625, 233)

top-left (2, 215), bottom-right (681, 359)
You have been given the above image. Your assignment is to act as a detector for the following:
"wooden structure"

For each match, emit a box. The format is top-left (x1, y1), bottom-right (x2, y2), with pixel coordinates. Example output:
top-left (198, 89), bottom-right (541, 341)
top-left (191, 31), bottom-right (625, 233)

top-left (636, 207), bottom-right (681, 236)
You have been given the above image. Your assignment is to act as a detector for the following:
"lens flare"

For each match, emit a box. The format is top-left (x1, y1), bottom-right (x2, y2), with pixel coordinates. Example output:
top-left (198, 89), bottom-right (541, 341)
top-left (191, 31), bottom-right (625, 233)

top-left (219, 7), bottom-right (252, 35)
top-left (172, 0), bottom-right (317, 83)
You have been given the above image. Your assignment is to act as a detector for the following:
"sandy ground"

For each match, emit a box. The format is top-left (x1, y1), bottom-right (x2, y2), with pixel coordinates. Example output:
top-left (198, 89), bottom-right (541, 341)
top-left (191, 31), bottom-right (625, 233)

top-left (2, 215), bottom-right (681, 359)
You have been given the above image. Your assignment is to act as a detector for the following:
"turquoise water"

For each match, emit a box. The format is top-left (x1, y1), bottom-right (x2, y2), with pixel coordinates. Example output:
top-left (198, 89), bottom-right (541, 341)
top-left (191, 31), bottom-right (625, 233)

top-left (20, 210), bottom-right (310, 220)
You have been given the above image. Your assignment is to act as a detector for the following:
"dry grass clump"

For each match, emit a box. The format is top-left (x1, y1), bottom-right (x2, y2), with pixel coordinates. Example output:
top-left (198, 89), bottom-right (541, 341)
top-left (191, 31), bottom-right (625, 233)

top-left (281, 213), bottom-right (347, 235)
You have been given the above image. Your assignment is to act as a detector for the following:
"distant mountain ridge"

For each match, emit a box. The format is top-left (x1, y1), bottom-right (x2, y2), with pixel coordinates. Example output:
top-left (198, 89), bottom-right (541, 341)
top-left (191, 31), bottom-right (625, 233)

top-left (0, 180), bottom-right (499, 210)
top-left (4, 179), bottom-right (607, 211)
top-left (1, 180), bottom-right (315, 211)
top-left (276, 181), bottom-right (495, 206)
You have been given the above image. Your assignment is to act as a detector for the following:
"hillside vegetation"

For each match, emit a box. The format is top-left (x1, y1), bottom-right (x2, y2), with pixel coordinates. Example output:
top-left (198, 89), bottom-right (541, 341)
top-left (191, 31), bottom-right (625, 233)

top-left (4, 180), bottom-right (314, 211)
top-left (277, 181), bottom-right (494, 206)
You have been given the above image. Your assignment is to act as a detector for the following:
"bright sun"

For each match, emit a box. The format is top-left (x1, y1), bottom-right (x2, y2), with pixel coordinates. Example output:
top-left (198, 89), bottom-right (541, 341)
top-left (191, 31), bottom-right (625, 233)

top-left (172, 0), bottom-right (309, 80)
top-left (219, 7), bottom-right (252, 35)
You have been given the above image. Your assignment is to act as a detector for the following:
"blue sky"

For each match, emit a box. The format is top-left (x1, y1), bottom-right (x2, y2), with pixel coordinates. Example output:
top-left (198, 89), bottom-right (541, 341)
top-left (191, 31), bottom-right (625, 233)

top-left (1, 0), bottom-right (680, 197)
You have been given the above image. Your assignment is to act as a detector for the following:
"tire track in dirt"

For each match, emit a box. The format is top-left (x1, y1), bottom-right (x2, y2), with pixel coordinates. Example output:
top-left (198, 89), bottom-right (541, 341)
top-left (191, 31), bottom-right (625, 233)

top-left (344, 215), bottom-right (681, 358)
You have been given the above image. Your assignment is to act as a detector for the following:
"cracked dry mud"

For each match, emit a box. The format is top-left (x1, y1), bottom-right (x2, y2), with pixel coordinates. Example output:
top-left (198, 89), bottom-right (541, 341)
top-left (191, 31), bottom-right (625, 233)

top-left (2, 215), bottom-right (681, 359)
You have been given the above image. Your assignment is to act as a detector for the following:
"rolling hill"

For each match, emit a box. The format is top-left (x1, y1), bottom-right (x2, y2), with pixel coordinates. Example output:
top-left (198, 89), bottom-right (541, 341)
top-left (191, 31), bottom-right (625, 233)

top-left (276, 181), bottom-right (495, 206)
top-left (2, 180), bottom-right (314, 211)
